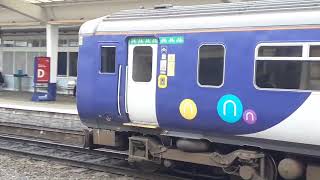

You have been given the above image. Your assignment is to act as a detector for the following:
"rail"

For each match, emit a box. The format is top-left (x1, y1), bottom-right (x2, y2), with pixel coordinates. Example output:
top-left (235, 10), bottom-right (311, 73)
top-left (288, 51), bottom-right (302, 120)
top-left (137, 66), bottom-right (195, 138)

top-left (0, 122), bottom-right (228, 180)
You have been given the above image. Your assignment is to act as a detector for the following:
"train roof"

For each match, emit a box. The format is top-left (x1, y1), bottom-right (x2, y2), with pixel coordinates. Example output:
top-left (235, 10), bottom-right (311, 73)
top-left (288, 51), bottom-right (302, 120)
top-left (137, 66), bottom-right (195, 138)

top-left (80, 0), bottom-right (320, 35)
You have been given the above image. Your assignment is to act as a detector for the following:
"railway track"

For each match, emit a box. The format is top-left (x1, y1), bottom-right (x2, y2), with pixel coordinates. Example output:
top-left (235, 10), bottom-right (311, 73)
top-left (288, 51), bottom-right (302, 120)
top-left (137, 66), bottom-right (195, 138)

top-left (0, 134), bottom-right (189, 180)
top-left (0, 122), bottom-right (230, 180)
top-left (0, 122), bottom-right (84, 146)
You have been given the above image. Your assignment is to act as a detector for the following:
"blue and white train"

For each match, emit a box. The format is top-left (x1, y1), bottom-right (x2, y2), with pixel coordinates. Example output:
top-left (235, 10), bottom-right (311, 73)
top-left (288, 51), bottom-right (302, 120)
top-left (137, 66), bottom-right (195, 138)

top-left (77, 1), bottom-right (320, 179)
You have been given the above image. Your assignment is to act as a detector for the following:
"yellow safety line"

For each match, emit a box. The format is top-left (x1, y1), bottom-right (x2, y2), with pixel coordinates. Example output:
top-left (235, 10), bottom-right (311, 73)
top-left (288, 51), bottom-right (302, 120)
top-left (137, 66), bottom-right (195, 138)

top-left (123, 123), bottom-right (158, 129)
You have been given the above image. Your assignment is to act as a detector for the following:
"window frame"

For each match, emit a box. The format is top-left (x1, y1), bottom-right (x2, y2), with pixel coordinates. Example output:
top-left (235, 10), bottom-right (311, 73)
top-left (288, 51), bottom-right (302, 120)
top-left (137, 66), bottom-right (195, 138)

top-left (56, 51), bottom-right (78, 77)
top-left (99, 45), bottom-right (117, 75)
top-left (197, 43), bottom-right (226, 88)
top-left (254, 42), bottom-right (320, 92)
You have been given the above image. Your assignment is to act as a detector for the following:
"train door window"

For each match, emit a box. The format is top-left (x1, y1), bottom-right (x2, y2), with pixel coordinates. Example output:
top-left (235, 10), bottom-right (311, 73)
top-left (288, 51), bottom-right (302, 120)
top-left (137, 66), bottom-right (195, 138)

top-left (255, 43), bottom-right (320, 91)
top-left (198, 45), bottom-right (224, 87)
top-left (101, 46), bottom-right (116, 73)
top-left (132, 46), bottom-right (152, 82)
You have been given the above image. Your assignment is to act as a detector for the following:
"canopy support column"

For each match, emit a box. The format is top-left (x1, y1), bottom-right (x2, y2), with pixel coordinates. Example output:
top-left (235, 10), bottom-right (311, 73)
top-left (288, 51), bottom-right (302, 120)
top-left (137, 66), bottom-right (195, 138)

top-left (46, 24), bottom-right (58, 101)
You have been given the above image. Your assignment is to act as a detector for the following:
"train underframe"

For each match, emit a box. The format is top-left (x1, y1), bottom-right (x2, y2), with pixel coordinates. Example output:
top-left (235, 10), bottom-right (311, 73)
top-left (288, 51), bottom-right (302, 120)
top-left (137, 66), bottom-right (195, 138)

top-left (83, 127), bottom-right (320, 180)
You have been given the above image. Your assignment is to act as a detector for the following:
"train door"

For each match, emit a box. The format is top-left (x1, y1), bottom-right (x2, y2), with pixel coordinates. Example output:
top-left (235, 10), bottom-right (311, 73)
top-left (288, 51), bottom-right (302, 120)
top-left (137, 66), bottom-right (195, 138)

top-left (126, 38), bottom-right (159, 126)
top-left (99, 43), bottom-right (123, 119)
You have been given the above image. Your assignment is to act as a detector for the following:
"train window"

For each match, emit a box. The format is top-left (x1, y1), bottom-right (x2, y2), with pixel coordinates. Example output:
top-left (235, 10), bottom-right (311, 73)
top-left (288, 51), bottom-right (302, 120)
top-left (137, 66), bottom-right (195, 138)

top-left (198, 45), bottom-right (224, 87)
top-left (258, 46), bottom-right (303, 57)
top-left (255, 44), bottom-right (320, 91)
top-left (255, 61), bottom-right (320, 90)
top-left (310, 45), bottom-right (320, 57)
top-left (132, 46), bottom-right (153, 82)
top-left (101, 47), bottom-right (116, 73)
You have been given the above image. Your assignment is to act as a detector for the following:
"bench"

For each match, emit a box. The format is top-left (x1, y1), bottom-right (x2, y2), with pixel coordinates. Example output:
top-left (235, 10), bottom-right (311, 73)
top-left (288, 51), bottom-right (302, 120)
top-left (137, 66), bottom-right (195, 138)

top-left (60, 80), bottom-right (76, 96)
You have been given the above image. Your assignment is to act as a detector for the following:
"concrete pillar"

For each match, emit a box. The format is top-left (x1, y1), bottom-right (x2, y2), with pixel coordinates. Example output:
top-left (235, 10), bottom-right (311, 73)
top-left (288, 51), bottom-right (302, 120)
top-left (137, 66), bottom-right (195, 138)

top-left (46, 24), bottom-right (58, 84)
top-left (46, 24), bottom-right (58, 100)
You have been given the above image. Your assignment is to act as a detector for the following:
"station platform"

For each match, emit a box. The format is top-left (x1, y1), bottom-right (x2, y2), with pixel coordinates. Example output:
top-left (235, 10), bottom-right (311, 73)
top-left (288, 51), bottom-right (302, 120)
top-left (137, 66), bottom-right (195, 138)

top-left (0, 91), bottom-right (85, 131)
top-left (0, 90), bottom-right (77, 114)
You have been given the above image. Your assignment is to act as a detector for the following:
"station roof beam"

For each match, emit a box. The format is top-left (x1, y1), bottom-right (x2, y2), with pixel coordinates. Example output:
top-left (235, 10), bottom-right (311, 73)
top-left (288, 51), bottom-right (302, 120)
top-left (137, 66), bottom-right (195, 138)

top-left (0, 0), bottom-right (47, 23)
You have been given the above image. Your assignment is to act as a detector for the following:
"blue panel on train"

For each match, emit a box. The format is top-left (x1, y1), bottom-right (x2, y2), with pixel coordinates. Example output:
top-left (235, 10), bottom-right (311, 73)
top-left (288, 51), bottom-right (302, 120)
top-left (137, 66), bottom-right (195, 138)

top-left (77, 28), bottom-right (320, 134)
top-left (155, 29), bottom-right (313, 135)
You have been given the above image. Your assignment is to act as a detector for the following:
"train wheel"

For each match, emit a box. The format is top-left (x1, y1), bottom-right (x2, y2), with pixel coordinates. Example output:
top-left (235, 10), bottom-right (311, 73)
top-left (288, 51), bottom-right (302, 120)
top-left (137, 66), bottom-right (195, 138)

top-left (239, 155), bottom-right (277, 180)
top-left (264, 155), bottom-right (278, 180)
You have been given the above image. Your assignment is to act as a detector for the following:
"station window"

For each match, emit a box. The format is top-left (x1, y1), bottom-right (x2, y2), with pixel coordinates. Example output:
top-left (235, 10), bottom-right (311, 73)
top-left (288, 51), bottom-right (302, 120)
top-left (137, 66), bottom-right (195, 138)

top-left (3, 40), bottom-right (14, 47)
top-left (101, 47), bottom-right (116, 73)
top-left (198, 45), bottom-right (224, 86)
top-left (58, 52), bottom-right (67, 76)
top-left (14, 52), bottom-right (27, 74)
top-left (15, 41), bottom-right (28, 47)
top-left (59, 39), bottom-right (68, 47)
top-left (2, 51), bottom-right (46, 76)
top-left (255, 44), bottom-right (320, 91)
top-left (69, 39), bottom-right (79, 47)
top-left (40, 40), bottom-right (46, 47)
top-left (69, 52), bottom-right (78, 77)
top-left (30, 40), bottom-right (40, 47)
top-left (27, 52), bottom-right (38, 76)
top-left (3, 52), bottom-right (14, 75)
top-left (132, 46), bottom-right (152, 82)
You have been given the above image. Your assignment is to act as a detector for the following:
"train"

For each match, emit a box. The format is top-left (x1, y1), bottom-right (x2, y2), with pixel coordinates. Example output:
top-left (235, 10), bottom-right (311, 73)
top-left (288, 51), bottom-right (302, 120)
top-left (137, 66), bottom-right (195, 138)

top-left (77, 1), bottom-right (320, 179)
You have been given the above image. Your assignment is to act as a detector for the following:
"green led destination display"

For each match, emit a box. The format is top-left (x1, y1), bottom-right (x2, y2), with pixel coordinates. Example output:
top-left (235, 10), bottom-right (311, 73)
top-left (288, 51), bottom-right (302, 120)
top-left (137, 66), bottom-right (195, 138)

top-left (159, 36), bottom-right (184, 45)
top-left (129, 38), bottom-right (158, 45)
top-left (128, 36), bottom-right (184, 45)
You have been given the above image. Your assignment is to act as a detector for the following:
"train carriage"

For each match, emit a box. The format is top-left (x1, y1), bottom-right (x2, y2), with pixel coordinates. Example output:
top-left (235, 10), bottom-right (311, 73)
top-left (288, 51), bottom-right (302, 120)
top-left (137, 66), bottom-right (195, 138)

top-left (77, 1), bottom-right (320, 179)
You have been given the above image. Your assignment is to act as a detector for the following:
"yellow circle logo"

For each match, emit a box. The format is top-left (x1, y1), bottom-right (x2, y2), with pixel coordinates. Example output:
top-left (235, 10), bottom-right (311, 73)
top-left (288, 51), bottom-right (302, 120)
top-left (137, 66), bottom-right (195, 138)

top-left (179, 99), bottom-right (198, 120)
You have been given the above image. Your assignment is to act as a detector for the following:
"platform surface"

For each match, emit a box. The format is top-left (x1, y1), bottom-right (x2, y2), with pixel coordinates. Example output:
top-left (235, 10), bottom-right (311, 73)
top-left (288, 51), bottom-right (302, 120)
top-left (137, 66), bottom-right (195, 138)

top-left (0, 91), bottom-right (77, 114)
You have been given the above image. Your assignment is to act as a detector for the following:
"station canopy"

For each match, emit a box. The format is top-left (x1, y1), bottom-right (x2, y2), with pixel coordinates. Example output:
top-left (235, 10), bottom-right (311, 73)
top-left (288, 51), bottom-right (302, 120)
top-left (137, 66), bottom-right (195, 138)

top-left (23, 0), bottom-right (105, 5)
top-left (0, 0), bottom-right (244, 28)
top-left (24, 0), bottom-right (65, 3)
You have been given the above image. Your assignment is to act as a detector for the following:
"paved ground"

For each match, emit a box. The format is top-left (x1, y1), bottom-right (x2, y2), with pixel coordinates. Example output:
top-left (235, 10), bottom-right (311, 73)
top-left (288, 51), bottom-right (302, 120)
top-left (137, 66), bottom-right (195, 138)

top-left (0, 90), bottom-right (82, 131)
top-left (0, 91), bottom-right (77, 114)
top-left (0, 152), bottom-right (134, 180)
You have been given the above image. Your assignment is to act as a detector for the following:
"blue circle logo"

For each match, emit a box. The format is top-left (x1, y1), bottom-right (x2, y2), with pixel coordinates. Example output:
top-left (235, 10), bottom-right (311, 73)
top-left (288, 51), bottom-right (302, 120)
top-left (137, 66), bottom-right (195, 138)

top-left (217, 94), bottom-right (243, 124)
